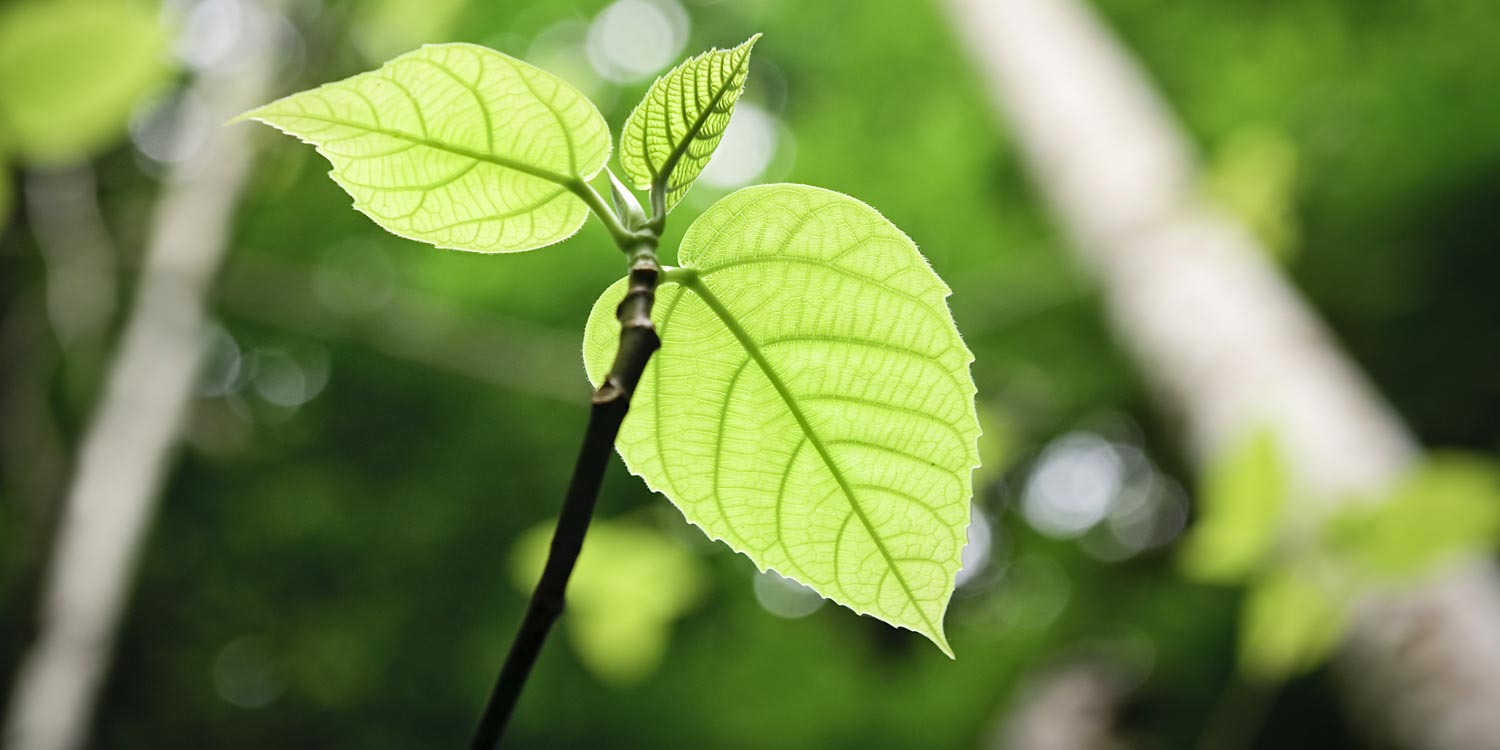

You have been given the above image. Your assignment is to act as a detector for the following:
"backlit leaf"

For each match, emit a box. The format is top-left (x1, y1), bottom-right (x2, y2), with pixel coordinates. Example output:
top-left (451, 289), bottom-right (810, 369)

top-left (619, 36), bottom-right (759, 213)
top-left (510, 519), bottom-right (706, 685)
top-left (583, 184), bottom-right (980, 655)
top-left (240, 43), bottom-right (610, 253)
top-left (0, 0), bottom-right (170, 164)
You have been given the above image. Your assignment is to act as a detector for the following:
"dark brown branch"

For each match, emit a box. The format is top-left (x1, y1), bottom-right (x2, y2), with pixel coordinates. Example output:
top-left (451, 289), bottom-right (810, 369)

top-left (468, 237), bottom-right (660, 750)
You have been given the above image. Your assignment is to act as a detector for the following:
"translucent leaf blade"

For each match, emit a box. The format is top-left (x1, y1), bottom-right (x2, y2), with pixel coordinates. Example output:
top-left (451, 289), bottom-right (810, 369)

top-left (240, 43), bottom-right (610, 253)
top-left (584, 184), bottom-right (980, 655)
top-left (619, 35), bottom-right (759, 213)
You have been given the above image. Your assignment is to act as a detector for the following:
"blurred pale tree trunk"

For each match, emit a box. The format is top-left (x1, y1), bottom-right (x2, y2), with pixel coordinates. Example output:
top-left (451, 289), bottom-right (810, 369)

top-left (1, 4), bottom-right (283, 748)
top-left (943, 0), bottom-right (1500, 747)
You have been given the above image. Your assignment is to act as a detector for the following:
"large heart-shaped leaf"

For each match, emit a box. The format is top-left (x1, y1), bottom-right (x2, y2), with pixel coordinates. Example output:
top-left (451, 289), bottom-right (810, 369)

top-left (584, 184), bottom-right (979, 655)
top-left (618, 35), bottom-right (758, 213)
top-left (240, 43), bottom-right (610, 253)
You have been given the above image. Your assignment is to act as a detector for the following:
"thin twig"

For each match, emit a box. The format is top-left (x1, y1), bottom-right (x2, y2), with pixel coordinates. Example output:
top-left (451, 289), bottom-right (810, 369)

top-left (468, 228), bottom-right (661, 748)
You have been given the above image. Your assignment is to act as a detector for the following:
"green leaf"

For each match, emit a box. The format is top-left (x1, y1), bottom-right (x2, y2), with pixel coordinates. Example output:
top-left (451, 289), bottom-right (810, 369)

top-left (1325, 453), bottom-right (1500, 581)
top-left (1237, 563), bottom-right (1347, 681)
top-left (583, 184), bottom-right (980, 656)
top-left (240, 43), bottom-right (610, 253)
top-left (619, 35), bottom-right (759, 213)
top-left (1179, 428), bottom-right (1288, 583)
top-left (0, 0), bottom-right (170, 164)
top-left (510, 519), bottom-right (705, 685)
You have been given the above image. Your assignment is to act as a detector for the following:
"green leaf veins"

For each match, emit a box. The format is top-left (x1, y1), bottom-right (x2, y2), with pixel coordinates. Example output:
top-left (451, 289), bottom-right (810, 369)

top-left (619, 35), bottom-right (759, 214)
top-left (584, 184), bottom-right (980, 655)
top-left (240, 43), bottom-right (611, 253)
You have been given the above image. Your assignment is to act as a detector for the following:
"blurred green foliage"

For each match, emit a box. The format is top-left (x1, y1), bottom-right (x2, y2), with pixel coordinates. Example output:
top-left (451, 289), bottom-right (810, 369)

top-left (1, 0), bottom-right (1498, 748)
top-left (1181, 430), bottom-right (1500, 681)
top-left (1326, 455), bottom-right (1500, 581)
top-left (1179, 429), bottom-right (1288, 583)
top-left (511, 518), bottom-right (706, 685)
top-left (0, 0), bottom-right (171, 164)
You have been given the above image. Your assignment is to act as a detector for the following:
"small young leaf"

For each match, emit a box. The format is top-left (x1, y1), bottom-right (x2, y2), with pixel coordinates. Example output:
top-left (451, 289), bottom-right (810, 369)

top-left (240, 43), bottom-right (610, 253)
top-left (583, 184), bottom-right (980, 655)
top-left (1179, 428), bottom-right (1288, 583)
top-left (619, 35), bottom-right (759, 213)
top-left (0, 0), bottom-right (170, 164)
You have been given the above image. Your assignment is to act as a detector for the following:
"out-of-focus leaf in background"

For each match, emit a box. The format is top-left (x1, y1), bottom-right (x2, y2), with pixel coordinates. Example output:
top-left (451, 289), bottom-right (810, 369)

top-left (0, 0), bottom-right (171, 164)
top-left (1237, 562), bottom-right (1348, 682)
top-left (1179, 428), bottom-right (1289, 583)
top-left (1325, 454), bottom-right (1500, 582)
top-left (510, 518), bottom-right (706, 685)
top-left (1205, 124), bottom-right (1301, 261)
top-left (352, 0), bottom-right (469, 64)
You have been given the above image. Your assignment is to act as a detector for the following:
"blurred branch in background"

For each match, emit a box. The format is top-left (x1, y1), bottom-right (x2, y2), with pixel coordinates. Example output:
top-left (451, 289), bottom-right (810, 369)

top-left (2, 1), bottom-right (286, 747)
top-left (25, 168), bottom-right (119, 359)
top-left (944, 0), bottom-right (1500, 747)
top-left (991, 659), bottom-right (1134, 750)
top-left (221, 254), bottom-right (585, 405)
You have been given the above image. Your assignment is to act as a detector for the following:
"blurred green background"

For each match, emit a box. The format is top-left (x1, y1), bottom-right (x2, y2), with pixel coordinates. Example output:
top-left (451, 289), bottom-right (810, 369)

top-left (1, 0), bottom-right (1497, 747)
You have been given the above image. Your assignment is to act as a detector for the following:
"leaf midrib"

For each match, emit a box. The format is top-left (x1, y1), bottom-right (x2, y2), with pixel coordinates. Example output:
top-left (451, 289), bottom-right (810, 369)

top-left (259, 111), bottom-right (581, 188)
top-left (650, 40), bottom-right (755, 196)
top-left (677, 273), bottom-right (943, 644)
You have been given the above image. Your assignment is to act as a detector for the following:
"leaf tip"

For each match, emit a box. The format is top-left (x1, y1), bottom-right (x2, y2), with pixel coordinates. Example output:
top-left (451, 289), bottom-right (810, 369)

top-left (226, 106), bottom-right (266, 126)
top-left (929, 628), bottom-right (956, 659)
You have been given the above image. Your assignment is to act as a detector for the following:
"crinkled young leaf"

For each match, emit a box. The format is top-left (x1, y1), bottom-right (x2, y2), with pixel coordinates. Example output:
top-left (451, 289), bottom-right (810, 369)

top-left (0, 0), bottom-right (170, 164)
top-left (584, 184), bottom-right (980, 656)
top-left (240, 43), bottom-right (610, 253)
top-left (619, 35), bottom-right (759, 213)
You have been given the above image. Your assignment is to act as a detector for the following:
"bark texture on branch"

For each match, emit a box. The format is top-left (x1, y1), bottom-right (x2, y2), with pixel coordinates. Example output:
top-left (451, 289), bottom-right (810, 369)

top-left (943, 0), bottom-right (1500, 747)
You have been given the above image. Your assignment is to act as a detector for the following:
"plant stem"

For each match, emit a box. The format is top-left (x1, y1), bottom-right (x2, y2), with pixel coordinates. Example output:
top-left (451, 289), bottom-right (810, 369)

top-left (468, 208), bottom-right (662, 750)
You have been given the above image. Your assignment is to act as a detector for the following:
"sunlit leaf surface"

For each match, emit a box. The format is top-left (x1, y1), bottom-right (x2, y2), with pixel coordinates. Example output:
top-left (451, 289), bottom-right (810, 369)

top-left (584, 184), bottom-right (979, 655)
top-left (241, 43), bottom-right (610, 253)
top-left (618, 35), bottom-right (758, 212)
top-left (0, 0), bottom-right (170, 164)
